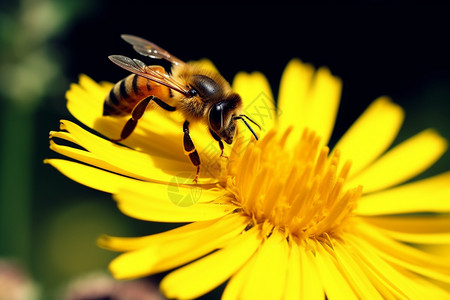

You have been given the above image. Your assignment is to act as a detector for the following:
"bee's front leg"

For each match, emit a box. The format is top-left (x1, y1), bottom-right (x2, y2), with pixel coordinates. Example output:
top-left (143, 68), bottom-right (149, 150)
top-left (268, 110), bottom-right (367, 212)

top-left (183, 121), bottom-right (200, 183)
top-left (209, 129), bottom-right (226, 158)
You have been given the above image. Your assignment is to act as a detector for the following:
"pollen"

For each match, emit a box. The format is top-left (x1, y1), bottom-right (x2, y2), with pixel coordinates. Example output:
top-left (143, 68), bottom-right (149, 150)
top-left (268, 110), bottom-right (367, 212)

top-left (228, 128), bottom-right (363, 241)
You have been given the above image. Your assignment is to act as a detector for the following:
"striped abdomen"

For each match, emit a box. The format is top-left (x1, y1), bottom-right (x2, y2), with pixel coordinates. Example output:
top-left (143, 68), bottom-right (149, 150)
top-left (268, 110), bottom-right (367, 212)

top-left (103, 68), bottom-right (171, 116)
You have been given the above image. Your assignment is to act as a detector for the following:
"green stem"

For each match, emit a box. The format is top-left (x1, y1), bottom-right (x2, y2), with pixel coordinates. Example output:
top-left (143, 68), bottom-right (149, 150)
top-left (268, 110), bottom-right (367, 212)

top-left (0, 102), bottom-right (34, 265)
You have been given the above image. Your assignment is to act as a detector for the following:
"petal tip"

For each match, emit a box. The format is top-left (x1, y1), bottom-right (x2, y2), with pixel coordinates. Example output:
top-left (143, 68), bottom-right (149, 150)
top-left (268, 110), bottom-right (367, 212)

top-left (97, 234), bottom-right (112, 249)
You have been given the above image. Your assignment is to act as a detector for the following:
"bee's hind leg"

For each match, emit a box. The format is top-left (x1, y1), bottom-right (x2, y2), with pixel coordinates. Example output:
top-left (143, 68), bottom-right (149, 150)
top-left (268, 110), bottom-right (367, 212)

top-left (183, 121), bottom-right (200, 183)
top-left (113, 95), bottom-right (175, 142)
top-left (112, 118), bottom-right (139, 142)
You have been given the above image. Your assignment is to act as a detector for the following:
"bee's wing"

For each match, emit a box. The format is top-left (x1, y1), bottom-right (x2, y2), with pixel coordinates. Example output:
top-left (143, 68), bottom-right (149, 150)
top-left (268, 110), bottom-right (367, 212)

top-left (121, 34), bottom-right (185, 65)
top-left (109, 55), bottom-right (189, 96)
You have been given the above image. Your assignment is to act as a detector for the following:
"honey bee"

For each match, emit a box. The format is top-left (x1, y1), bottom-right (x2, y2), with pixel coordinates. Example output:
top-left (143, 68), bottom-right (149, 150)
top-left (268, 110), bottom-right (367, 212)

top-left (104, 35), bottom-right (260, 182)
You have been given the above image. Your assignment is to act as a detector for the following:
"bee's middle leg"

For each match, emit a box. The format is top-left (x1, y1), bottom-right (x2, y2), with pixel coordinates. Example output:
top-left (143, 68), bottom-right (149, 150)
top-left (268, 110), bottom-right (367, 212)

top-left (183, 121), bottom-right (200, 183)
top-left (113, 96), bottom-right (175, 142)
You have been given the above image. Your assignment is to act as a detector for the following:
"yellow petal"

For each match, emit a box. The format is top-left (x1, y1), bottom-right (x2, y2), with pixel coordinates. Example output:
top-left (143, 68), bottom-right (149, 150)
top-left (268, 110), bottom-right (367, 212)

top-left (188, 58), bottom-right (219, 73)
top-left (99, 218), bottom-right (221, 251)
top-left (363, 214), bottom-right (450, 234)
top-left (404, 273), bottom-right (450, 299)
top-left (221, 241), bottom-right (257, 300)
top-left (278, 63), bottom-right (341, 146)
top-left (283, 243), bottom-right (301, 300)
top-left (346, 233), bottom-right (423, 299)
top-left (108, 214), bottom-right (248, 279)
top-left (333, 241), bottom-right (384, 299)
top-left (277, 59), bottom-right (316, 150)
top-left (420, 244), bottom-right (450, 260)
top-left (362, 214), bottom-right (450, 244)
top-left (355, 222), bottom-right (450, 283)
top-left (229, 230), bottom-right (289, 300)
top-left (277, 59), bottom-right (315, 130)
top-left (356, 171), bottom-right (450, 215)
top-left (115, 188), bottom-right (235, 223)
top-left (332, 97), bottom-right (404, 177)
top-left (375, 229), bottom-right (450, 245)
top-left (232, 72), bottom-right (275, 138)
top-left (314, 242), bottom-right (358, 300)
top-left (306, 67), bottom-right (342, 146)
top-left (299, 248), bottom-right (324, 300)
top-left (46, 158), bottom-right (144, 194)
top-left (160, 225), bottom-right (260, 300)
top-left (48, 140), bottom-right (148, 181)
top-left (346, 129), bottom-right (448, 193)
top-left (66, 75), bottom-right (108, 128)
top-left (350, 227), bottom-right (450, 297)
top-left (79, 73), bottom-right (111, 98)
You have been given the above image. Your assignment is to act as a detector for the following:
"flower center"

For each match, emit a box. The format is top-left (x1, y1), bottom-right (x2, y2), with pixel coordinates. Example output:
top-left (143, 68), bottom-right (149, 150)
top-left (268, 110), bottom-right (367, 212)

top-left (227, 128), bottom-right (362, 241)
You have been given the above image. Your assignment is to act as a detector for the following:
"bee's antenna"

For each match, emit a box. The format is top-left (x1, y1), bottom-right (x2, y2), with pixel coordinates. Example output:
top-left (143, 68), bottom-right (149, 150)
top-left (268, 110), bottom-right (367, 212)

top-left (240, 115), bottom-right (261, 130)
top-left (233, 115), bottom-right (260, 141)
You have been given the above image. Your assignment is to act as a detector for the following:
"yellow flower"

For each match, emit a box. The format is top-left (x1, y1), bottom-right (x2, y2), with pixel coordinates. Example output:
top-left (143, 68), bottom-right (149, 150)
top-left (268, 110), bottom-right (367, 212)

top-left (47, 59), bottom-right (450, 299)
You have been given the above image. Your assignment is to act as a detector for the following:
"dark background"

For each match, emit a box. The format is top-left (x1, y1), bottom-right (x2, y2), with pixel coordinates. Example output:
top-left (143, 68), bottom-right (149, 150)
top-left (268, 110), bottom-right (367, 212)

top-left (0, 2), bottom-right (449, 299)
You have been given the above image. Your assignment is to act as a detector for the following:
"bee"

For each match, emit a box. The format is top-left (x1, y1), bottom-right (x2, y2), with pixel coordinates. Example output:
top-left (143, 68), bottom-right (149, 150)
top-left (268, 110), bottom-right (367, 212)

top-left (104, 35), bottom-right (260, 182)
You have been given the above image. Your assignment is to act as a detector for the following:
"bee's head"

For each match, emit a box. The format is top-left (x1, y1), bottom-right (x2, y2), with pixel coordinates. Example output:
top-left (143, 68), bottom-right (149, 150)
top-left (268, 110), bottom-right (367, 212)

top-left (208, 95), bottom-right (240, 144)
top-left (208, 94), bottom-right (260, 144)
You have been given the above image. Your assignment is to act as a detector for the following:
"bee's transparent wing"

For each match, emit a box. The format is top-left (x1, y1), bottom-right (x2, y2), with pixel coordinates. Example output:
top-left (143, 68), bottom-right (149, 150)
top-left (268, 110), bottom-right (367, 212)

top-left (120, 34), bottom-right (185, 65)
top-left (109, 55), bottom-right (189, 95)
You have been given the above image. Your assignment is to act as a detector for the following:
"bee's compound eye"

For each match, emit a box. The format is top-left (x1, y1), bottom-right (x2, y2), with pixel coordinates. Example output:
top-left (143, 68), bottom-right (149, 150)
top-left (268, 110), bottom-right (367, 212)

top-left (209, 102), bottom-right (225, 132)
top-left (188, 88), bottom-right (198, 97)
